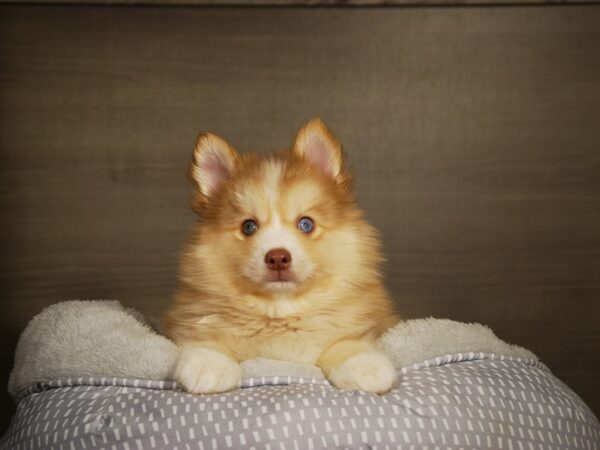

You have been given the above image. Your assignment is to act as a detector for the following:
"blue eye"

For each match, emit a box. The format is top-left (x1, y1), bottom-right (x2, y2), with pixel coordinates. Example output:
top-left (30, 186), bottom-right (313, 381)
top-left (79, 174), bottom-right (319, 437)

top-left (297, 217), bottom-right (314, 234)
top-left (242, 219), bottom-right (258, 236)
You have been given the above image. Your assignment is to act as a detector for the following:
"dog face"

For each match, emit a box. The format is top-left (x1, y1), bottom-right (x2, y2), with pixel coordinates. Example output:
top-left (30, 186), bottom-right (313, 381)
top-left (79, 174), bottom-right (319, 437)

top-left (182, 119), bottom-right (381, 300)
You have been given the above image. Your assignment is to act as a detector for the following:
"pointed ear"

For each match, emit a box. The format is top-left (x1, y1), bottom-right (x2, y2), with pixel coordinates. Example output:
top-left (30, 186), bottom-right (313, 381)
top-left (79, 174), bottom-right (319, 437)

top-left (190, 133), bottom-right (238, 198)
top-left (292, 118), bottom-right (344, 180)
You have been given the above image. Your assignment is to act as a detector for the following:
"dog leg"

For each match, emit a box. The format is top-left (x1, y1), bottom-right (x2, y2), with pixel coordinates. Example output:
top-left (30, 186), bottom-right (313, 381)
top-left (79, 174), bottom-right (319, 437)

top-left (317, 340), bottom-right (396, 394)
top-left (173, 341), bottom-right (242, 394)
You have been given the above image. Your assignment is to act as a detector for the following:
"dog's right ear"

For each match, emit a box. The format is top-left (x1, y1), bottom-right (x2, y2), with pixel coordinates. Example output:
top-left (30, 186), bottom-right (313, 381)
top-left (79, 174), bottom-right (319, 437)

top-left (190, 133), bottom-right (239, 201)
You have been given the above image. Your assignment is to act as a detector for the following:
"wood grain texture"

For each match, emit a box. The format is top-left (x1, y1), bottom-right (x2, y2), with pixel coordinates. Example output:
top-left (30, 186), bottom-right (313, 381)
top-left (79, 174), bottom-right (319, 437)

top-left (1, 4), bottom-right (599, 432)
top-left (3, 0), bottom-right (600, 5)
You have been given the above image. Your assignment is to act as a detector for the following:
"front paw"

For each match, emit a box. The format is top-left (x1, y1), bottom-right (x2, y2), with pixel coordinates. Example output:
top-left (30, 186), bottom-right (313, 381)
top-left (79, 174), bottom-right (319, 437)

top-left (328, 351), bottom-right (396, 394)
top-left (174, 346), bottom-right (242, 394)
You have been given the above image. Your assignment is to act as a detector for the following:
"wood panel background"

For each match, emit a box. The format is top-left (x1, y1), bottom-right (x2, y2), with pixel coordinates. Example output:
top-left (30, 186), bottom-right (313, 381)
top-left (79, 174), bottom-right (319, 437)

top-left (1, 4), bottom-right (599, 432)
top-left (4, 0), bottom-right (599, 5)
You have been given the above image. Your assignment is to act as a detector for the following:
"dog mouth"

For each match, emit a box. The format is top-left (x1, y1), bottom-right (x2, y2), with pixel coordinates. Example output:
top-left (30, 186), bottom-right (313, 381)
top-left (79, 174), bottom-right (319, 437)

top-left (264, 270), bottom-right (296, 283)
top-left (262, 268), bottom-right (299, 290)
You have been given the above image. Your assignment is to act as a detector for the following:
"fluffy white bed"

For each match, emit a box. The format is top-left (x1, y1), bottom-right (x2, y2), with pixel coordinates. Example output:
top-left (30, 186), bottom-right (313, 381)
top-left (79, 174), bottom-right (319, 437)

top-left (8, 300), bottom-right (535, 393)
top-left (3, 300), bottom-right (598, 450)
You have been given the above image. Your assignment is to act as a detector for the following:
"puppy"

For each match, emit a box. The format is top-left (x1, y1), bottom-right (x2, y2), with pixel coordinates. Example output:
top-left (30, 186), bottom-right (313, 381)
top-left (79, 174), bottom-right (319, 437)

top-left (163, 119), bottom-right (399, 395)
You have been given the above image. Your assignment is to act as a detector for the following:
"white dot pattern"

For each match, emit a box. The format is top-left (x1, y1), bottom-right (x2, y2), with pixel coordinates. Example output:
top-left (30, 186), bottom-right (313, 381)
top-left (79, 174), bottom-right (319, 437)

top-left (1, 353), bottom-right (598, 449)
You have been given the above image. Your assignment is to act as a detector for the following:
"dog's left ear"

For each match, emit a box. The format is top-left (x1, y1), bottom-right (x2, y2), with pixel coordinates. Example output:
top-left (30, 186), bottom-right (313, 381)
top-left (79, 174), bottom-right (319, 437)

top-left (293, 118), bottom-right (344, 181)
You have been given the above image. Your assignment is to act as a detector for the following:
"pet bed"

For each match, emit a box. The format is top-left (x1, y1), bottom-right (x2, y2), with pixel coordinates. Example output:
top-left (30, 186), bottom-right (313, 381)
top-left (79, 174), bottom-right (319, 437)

top-left (2, 301), bottom-right (599, 449)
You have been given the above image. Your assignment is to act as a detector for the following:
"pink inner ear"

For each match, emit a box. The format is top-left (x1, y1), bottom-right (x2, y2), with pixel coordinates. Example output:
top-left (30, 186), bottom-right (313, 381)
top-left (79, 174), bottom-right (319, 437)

top-left (200, 151), bottom-right (230, 195)
top-left (305, 138), bottom-right (335, 177)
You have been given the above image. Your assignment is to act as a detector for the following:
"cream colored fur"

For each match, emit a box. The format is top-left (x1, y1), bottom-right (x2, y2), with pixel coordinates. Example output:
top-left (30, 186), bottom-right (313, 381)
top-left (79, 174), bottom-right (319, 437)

top-left (174, 345), bottom-right (242, 394)
top-left (327, 351), bottom-right (396, 394)
top-left (9, 300), bottom-right (537, 396)
top-left (163, 119), bottom-right (399, 394)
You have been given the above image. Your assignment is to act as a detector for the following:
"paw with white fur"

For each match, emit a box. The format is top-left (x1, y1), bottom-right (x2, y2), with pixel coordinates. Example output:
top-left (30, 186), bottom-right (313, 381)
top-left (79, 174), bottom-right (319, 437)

top-left (174, 346), bottom-right (242, 394)
top-left (327, 351), bottom-right (396, 394)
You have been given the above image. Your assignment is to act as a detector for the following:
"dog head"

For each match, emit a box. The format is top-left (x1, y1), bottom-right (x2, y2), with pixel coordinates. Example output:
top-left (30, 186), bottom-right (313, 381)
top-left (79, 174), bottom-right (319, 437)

top-left (181, 119), bottom-right (382, 300)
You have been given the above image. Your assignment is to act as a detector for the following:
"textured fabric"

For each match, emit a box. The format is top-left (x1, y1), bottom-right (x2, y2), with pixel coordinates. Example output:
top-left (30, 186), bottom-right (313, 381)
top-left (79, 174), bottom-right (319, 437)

top-left (8, 301), bottom-right (178, 396)
top-left (9, 300), bottom-right (537, 396)
top-left (2, 353), bottom-right (599, 450)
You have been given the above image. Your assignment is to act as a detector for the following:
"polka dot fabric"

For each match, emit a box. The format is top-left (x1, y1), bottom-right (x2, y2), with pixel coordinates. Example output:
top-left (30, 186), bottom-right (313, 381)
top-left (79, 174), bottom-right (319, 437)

top-left (2, 353), bottom-right (599, 450)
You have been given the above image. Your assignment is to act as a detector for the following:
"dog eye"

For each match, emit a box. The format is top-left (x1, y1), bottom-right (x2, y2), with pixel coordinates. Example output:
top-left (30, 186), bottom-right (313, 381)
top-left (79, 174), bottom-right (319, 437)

top-left (297, 217), bottom-right (314, 234)
top-left (241, 219), bottom-right (258, 236)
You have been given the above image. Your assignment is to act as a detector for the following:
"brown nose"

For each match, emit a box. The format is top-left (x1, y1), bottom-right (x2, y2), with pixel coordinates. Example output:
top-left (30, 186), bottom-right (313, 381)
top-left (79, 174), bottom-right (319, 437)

top-left (264, 248), bottom-right (292, 272)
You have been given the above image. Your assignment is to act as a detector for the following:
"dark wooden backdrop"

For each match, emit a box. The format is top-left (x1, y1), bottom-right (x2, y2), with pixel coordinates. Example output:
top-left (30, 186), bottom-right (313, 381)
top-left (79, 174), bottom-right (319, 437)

top-left (1, 3), bottom-right (599, 432)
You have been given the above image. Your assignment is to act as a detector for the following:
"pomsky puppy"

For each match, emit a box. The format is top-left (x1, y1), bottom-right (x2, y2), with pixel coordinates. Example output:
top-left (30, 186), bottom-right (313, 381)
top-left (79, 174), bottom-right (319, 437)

top-left (163, 119), bottom-right (399, 395)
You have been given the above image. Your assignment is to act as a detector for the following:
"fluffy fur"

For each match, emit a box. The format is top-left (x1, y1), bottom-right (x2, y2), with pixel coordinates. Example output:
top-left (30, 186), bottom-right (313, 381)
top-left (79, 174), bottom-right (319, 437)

top-left (8, 300), bottom-right (178, 396)
top-left (162, 119), bottom-right (399, 394)
top-left (8, 300), bottom-right (537, 396)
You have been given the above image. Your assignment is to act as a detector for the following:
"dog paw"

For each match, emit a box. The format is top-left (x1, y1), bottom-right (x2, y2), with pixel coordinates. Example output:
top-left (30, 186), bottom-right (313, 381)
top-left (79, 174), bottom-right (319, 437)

top-left (328, 351), bottom-right (396, 394)
top-left (174, 346), bottom-right (242, 394)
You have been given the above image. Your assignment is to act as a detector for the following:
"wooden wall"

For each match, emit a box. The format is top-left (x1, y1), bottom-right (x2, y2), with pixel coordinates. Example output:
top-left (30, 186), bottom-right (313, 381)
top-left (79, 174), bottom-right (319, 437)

top-left (1, 3), bottom-right (599, 431)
